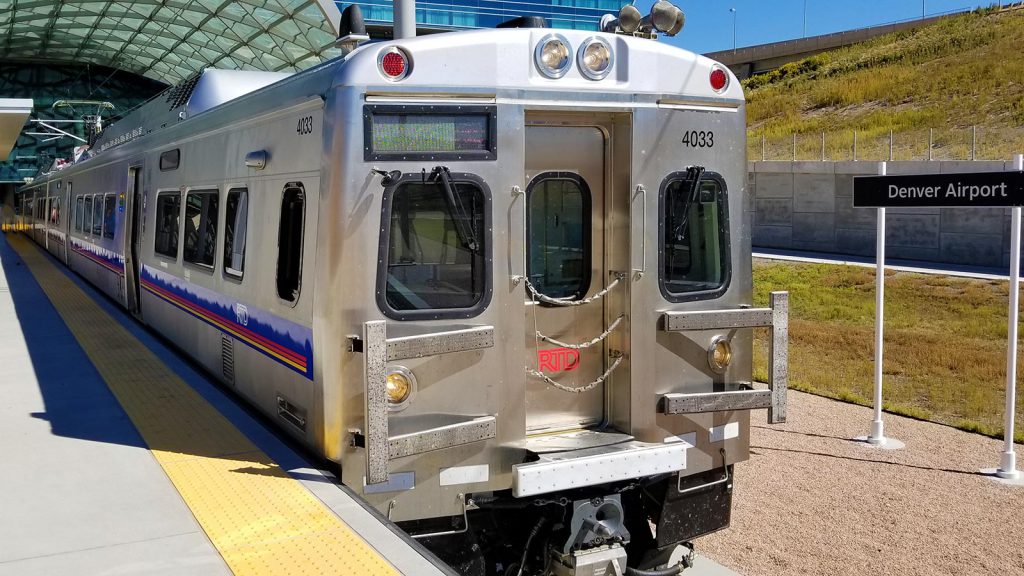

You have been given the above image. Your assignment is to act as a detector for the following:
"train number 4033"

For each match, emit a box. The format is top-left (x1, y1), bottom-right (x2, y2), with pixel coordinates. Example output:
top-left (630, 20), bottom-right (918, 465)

top-left (682, 130), bottom-right (714, 148)
top-left (296, 116), bottom-right (314, 135)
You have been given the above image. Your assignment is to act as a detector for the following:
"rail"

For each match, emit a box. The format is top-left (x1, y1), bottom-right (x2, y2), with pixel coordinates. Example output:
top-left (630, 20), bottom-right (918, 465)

top-left (660, 291), bottom-right (789, 424)
top-left (356, 321), bottom-right (497, 485)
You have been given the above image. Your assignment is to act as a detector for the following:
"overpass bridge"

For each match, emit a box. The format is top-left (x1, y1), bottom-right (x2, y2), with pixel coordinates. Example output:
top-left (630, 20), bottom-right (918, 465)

top-left (705, 5), bottom-right (1022, 80)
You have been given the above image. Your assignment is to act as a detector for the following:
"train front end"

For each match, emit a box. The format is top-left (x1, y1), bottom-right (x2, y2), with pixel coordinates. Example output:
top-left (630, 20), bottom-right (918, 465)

top-left (321, 17), bottom-right (788, 575)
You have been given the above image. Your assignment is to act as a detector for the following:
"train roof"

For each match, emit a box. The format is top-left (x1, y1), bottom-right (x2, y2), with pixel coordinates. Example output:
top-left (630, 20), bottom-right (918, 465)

top-left (24, 28), bottom-right (739, 188)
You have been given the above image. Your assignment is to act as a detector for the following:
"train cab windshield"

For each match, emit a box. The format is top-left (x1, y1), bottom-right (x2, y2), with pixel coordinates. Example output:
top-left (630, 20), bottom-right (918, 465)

top-left (378, 173), bottom-right (490, 318)
top-left (660, 169), bottom-right (730, 299)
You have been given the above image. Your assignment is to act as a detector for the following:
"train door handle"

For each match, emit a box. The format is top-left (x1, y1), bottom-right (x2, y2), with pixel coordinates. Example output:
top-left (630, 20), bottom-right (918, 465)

top-left (632, 184), bottom-right (647, 278)
top-left (511, 185), bottom-right (526, 286)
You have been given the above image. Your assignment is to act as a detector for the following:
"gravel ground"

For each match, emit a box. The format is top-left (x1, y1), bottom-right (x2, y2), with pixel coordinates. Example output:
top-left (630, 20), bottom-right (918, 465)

top-left (698, 390), bottom-right (1024, 576)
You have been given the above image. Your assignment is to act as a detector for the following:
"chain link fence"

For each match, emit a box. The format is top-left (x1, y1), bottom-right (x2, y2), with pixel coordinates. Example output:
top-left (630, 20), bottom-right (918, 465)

top-left (751, 126), bottom-right (1024, 162)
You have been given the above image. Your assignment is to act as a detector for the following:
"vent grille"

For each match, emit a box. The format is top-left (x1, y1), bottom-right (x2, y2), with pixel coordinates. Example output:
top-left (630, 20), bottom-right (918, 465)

top-left (165, 71), bottom-right (203, 111)
top-left (277, 394), bottom-right (307, 432)
top-left (221, 334), bottom-right (235, 384)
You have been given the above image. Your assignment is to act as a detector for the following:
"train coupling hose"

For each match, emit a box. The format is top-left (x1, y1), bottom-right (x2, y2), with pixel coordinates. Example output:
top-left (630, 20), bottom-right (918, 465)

top-left (623, 565), bottom-right (682, 576)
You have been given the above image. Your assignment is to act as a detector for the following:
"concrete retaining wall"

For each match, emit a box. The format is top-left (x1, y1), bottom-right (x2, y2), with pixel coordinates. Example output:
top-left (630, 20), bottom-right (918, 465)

top-left (749, 160), bottom-right (1023, 268)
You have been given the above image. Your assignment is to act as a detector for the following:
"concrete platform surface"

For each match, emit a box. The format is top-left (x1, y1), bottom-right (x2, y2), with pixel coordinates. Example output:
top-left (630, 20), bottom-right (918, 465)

top-left (0, 233), bottom-right (447, 576)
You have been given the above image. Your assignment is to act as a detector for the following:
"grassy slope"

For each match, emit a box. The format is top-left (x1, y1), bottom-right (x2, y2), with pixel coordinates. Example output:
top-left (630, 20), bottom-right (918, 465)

top-left (752, 261), bottom-right (1024, 441)
top-left (744, 7), bottom-right (1024, 160)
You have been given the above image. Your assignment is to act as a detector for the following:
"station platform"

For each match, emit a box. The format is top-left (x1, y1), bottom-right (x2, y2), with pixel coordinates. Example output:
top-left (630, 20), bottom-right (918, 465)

top-left (0, 232), bottom-right (451, 576)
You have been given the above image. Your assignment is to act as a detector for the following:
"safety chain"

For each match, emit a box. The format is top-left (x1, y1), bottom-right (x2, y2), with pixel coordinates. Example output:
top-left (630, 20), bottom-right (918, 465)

top-left (527, 351), bottom-right (624, 394)
top-left (524, 274), bottom-right (623, 307)
top-left (537, 314), bottom-right (625, 350)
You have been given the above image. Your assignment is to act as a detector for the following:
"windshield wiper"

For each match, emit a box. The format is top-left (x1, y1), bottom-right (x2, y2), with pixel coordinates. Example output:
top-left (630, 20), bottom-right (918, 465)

top-left (672, 165), bottom-right (706, 241)
top-left (432, 165), bottom-right (479, 252)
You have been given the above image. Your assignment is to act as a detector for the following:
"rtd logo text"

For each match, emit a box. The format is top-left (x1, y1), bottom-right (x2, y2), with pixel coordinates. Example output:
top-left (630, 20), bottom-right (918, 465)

top-left (538, 348), bottom-right (580, 372)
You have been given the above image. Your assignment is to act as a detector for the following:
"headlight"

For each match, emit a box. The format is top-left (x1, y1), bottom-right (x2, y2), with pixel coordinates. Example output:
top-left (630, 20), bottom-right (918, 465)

top-left (577, 37), bottom-right (614, 80)
top-left (385, 366), bottom-right (416, 410)
top-left (707, 337), bottom-right (732, 374)
top-left (535, 34), bottom-right (572, 79)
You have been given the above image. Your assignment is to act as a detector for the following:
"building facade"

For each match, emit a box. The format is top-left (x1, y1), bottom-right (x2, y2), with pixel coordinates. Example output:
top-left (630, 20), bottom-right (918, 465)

top-left (338, 0), bottom-right (622, 31)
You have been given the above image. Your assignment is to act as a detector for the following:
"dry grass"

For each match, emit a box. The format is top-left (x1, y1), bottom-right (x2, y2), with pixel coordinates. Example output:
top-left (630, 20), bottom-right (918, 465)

top-left (745, 7), bottom-right (1024, 161)
top-left (752, 260), bottom-right (1024, 440)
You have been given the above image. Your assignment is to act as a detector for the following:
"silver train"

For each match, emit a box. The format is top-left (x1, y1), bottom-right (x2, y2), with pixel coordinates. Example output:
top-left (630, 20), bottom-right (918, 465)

top-left (16, 11), bottom-right (788, 575)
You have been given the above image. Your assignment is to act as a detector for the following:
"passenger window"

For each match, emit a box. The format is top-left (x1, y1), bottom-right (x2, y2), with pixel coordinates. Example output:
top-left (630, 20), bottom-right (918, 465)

top-left (83, 196), bottom-right (94, 235)
top-left (159, 149), bottom-right (180, 171)
top-left (660, 171), bottom-right (730, 299)
top-left (102, 194), bottom-right (116, 239)
top-left (183, 190), bottom-right (218, 267)
top-left (155, 192), bottom-right (180, 259)
top-left (380, 174), bottom-right (489, 317)
top-left (74, 196), bottom-right (83, 232)
top-left (527, 172), bottom-right (590, 300)
top-left (50, 197), bottom-right (60, 225)
top-left (91, 195), bottom-right (103, 236)
top-left (224, 188), bottom-right (248, 279)
top-left (276, 184), bottom-right (305, 302)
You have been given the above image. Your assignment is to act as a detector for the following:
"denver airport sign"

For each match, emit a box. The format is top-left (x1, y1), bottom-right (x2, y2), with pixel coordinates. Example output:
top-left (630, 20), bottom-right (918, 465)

top-left (854, 171), bottom-right (1024, 207)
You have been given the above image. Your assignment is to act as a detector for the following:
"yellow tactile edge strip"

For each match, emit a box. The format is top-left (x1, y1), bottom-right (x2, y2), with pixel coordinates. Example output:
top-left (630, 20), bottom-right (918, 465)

top-left (10, 235), bottom-right (398, 576)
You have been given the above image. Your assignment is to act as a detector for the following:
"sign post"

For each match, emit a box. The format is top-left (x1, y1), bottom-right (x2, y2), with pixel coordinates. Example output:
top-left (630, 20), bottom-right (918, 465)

top-left (998, 153), bottom-right (1024, 479)
top-left (869, 162), bottom-right (888, 446)
top-left (854, 162), bottom-right (1024, 464)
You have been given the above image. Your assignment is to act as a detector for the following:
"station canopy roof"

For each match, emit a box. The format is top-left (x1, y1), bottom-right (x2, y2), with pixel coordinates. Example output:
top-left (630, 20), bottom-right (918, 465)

top-left (0, 0), bottom-right (345, 85)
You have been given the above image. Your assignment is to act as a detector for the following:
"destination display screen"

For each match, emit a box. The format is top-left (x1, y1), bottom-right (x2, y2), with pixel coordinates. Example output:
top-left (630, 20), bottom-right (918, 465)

top-left (371, 113), bottom-right (490, 153)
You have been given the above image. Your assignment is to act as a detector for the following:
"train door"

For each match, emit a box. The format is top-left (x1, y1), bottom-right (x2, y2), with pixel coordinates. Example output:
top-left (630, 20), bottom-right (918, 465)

top-left (43, 187), bottom-right (51, 250)
top-left (62, 182), bottom-right (71, 265)
top-left (123, 166), bottom-right (143, 318)
top-left (523, 123), bottom-right (615, 433)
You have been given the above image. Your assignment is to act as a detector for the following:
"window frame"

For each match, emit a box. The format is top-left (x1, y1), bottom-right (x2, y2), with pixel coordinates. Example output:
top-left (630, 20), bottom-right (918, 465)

top-left (74, 195), bottom-right (83, 232)
top-left (182, 188), bottom-right (219, 270)
top-left (154, 190), bottom-right (182, 260)
top-left (525, 171), bottom-right (593, 302)
top-left (275, 183), bottom-right (307, 305)
top-left (159, 148), bottom-right (180, 171)
top-left (91, 194), bottom-right (104, 236)
top-left (50, 196), bottom-right (60, 225)
top-left (657, 170), bottom-right (732, 303)
top-left (102, 193), bottom-right (116, 239)
top-left (223, 187), bottom-right (249, 281)
top-left (375, 171), bottom-right (493, 321)
top-left (83, 195), bottom-right (94, 237)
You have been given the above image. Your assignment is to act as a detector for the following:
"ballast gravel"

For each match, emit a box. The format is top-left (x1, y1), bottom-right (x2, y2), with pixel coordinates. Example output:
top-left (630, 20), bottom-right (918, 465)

top-left (698, 390), bottom-right (1024, 576)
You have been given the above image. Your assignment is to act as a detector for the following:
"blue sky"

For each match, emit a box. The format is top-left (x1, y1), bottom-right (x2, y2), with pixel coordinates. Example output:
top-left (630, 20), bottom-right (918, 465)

top-left (631, 0), bottom-right (999, 54)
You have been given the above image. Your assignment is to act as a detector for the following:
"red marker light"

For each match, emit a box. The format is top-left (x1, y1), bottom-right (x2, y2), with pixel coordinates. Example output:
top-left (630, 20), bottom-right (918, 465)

top-left (710, 67), bottom-right (728, 92)
top-left (379, 49), bottom-right (409, 80)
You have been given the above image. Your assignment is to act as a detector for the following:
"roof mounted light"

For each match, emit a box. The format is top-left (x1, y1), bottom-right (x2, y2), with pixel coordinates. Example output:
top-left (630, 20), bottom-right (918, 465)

top-left (534, 34), bottom-right (572, 79)
top-left (603, 1), bottom-right (683, 38)
top-left (577, 37), bottom-right (614, 80)
top-left (378, 47), bottom-right (410, 81)
top-left (650, 0), bottom-right (685, 36)
top-left (600, 4), bottom-right (643, 34)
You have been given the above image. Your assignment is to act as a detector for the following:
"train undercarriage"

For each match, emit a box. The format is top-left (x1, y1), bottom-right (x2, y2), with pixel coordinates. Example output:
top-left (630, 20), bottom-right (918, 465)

top-left (406, 465), bottom-right (732, 576)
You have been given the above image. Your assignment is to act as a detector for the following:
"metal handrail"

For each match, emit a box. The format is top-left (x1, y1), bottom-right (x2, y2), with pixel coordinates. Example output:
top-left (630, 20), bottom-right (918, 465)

top-left (678, 449), bottom-right (731, 494)
top-left (632, 184), bottom-right (647, 277)
top-left (359, 321), bottom-right (497, 484)
top-left (661, 291), bottom-right (789, 424)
